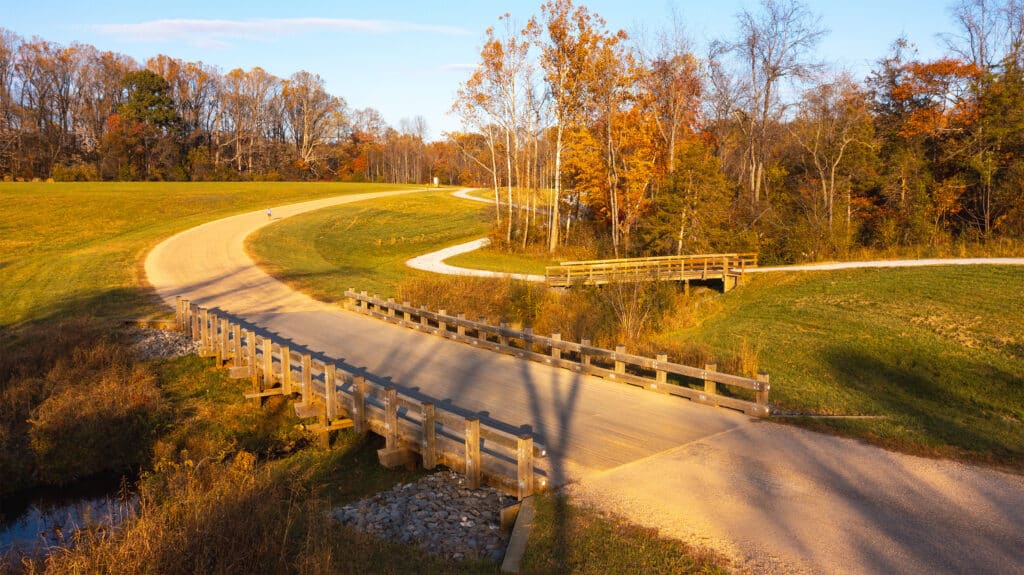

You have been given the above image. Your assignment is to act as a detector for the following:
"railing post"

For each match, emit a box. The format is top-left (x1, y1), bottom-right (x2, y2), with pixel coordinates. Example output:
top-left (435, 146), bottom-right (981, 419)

top-left (199, 308), bottom-right (209, 354)
top-left (457, 313), bottom-right (466, 336)
top-left (756, 372), bottom-right (771, 414)
top-left (324, 363), bottom-right (337, 421)
top-left (175, 296), bottom-right (183, 330)
top-left (517, 433), bottom-right (534, 500)
top-left (478, 317), bottom-right (488, 343)
top-left (420, 306), bottom-right (429, 328)
top-left (703, 362), bottom-right (719, 406)
top-left (384, 387), bottom-right (398, 449)
top-left (387, 297), bottom-right (396, 317)
top-left (301, 353), bottom-right (312, 404)
top-left (551, 333), bottom-right (562, 361)
top-left (209, 312), bottom-right (220, 364)
top-left (499, 322), bottom-right (509, 347)
top-left (345, 287), bottom-right (356, 310)
top-left (190, 303), bottom-right (199, 341)
top-left (614, 345), bottom-right (626, 375)
top-left (581, 338), bottom-right (592, 368)
top-left (421, 402), bottom-right (437, 470)
top-left (232, 323), bottom-right (242, 367)
top-left (438, 309), bottom-right (447, 333)
top-left (403, 301), bottom-right (412, 322)
top-left (219, 317), bottom-right (229, 366)
top-left (262, 337), bottom-right (274, 389)
top-left (280, 345), bottom-right (292, 395)
top-left (465, 417), bottom-right (481, 489)
top-left (352, 376), bottom-right (366, 433)
top-left (248, 332), bottom-right (260, 405)
top-left (655, 353), bottom-right (668, 388)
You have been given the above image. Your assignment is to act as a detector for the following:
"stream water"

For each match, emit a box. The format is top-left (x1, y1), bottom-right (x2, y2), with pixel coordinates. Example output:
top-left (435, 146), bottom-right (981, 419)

top-left (0, 474), bottom-right (136, 559)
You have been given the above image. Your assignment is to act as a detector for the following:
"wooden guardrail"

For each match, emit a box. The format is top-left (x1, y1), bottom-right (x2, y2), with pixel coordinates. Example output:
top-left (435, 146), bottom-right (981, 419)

top-left (173, 296), bottom-right (545, 500)
top-left (342, 290), bottom-right (771, 417)
top-left (545, 253), bottom-right (759, 291)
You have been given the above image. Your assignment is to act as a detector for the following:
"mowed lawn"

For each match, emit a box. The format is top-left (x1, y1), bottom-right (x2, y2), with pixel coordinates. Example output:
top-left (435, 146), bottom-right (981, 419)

top-left (247, 190), bottom-right (492, 300)
top-left (662, 266), bottom-right (1024, 470)
top-left (0, 182), bottom-right (418, 327)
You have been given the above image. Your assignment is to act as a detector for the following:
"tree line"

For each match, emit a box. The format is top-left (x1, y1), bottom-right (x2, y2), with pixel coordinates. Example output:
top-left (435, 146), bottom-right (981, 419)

top-left (0, 31), bottom-right (464, 184)
top-left (451, 0), bottom-right (1024, 260)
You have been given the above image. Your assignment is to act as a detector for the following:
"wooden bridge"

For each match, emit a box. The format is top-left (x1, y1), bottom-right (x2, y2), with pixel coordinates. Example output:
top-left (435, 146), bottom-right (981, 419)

top-left (545, 253), bottom-right (759, 292)
top-left (174, 297), bottom-right (544, 501)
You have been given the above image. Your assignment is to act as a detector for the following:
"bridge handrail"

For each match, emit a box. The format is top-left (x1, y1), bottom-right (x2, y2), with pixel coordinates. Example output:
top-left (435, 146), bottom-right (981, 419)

top-left (342, 289), bottom-right (771, 418)
top-left (175, 297), bottom-right (545, 500)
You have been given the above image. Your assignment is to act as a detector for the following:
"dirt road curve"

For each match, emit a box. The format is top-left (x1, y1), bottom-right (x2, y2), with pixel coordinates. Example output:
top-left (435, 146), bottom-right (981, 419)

top-left (145, 190), bottom-right (1024, 575)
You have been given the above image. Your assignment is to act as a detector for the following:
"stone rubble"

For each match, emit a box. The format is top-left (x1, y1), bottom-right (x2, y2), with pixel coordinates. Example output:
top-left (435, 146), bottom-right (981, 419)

top-left (333, 471), bottom-right (516, 564)
top-left (128, 328), bottom-right (200, 361)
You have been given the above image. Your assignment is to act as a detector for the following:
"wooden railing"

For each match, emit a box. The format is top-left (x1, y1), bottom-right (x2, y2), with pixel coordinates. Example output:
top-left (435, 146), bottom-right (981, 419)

top-left (174, 297), bottom-right (545, 500)
top-left (343, 290), bottom-right (771, 418)
top-left (545, 253), bottom-right (759, 290)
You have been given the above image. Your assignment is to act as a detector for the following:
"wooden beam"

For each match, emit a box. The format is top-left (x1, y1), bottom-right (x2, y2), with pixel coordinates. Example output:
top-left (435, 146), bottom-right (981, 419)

top-left (281, 345), bottom-right (292, 395)
top-left (232, 323), bottom-right (242, 367)
top-left (324, 363), bottom-right (337, 420)
top-left (352, 375), bottom-right (367, 433)
top-left (262, 337), bottom-right (274, 389)
top-left (301, 353), bottom-right (312, 405)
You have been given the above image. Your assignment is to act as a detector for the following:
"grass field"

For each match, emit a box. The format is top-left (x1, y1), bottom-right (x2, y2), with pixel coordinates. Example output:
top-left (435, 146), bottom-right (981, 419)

top-left (247, 189), bottom-right (492, 299)
top-left (0, 181), bottom-right (418, 328)
top-left (662, 267), bottom-right (1024, 470)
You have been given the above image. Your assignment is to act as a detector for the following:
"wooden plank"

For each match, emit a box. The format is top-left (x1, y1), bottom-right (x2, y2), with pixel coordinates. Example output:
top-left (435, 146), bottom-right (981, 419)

top-left (465, 417), bottom-right (481, 489)
top-left (244, 389), bottom-right (285, 399)
top-left (324, 363), bottom-right (337, 420)
top-left (246, 330), bottom-right (258, 392)
top-left (219, 318), bottom-right (230, 364)
top-left (422, 402), bottom-right (437, 470)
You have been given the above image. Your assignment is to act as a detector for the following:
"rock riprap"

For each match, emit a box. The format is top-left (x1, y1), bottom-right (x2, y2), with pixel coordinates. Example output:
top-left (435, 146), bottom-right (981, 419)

top-left (129, 328), bottom-right (200, 360)
top-left (333, 471), bottom-right (516, 563)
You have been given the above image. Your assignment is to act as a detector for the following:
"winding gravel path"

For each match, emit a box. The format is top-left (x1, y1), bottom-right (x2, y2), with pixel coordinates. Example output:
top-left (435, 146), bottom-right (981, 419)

top-left (145, 188), bottom-right (1024, 575)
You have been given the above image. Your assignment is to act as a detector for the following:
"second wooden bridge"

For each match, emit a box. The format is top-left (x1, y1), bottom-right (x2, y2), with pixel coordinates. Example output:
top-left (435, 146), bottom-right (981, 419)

top-left (545, 253), bottom-right (759, 292)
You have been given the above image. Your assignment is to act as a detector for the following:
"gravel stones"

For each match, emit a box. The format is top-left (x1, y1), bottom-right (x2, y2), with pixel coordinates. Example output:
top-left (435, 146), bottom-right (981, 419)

top-left (128, 328), bottom-right (199, 360)
top-left (333, 471), bottom-right (516, 563)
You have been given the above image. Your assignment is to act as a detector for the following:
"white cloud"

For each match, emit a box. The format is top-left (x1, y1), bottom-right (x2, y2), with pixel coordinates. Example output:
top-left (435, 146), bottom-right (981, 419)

top-left (92, 17), bottom-right (469, 45)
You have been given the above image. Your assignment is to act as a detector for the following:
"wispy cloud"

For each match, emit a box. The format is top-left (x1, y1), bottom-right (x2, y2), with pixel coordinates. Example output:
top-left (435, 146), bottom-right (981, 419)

top-left (92, 17), bottom-right (470, 46)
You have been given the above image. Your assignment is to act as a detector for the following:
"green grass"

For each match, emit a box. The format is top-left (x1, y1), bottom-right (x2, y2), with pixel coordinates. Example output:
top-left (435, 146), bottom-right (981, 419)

top-left (247, 190), bottom-right (491, 299)
top-left (660, 266), bottom-right (1024, 470)
top-left (521, 495), bottom-right (730, 574)
top-left (445, 246), bottom-right (560, 275)
top-left (0, 181), bottom-right (418, 327)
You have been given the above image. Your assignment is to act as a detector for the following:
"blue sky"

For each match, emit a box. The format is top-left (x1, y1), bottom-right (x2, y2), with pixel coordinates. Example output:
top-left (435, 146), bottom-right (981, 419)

top-left (6, 1), bottom-right (953, 138)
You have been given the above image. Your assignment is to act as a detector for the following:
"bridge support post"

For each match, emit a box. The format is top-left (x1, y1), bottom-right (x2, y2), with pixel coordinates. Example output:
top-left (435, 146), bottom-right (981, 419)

top-left (654, 353), bottom-right (668, 392)
top-left (478, 318), bottom-right (488, 344)
top-left (387, 298), bottom-right (396, 317)
top-left (614, 345), bottom-right (626, 376)
top-left (403, 302), bottom-right (412, 322)
top-left (551, 333), bottom-right (562, 361)
top-left (232, 323), bottom-right (242, 367)
top-left (175, 296), bottom-right (183, 330)
top-left (219, 318), bottom-right (229, 366)
top-left (438, 309), bottom-right (447, 333)
top-left (209, 312), bottom-right (220, 363)
top-left (457, 313), bottom-right (466, 336)
top-left (345, 287), bottom-right (356, 310)
top-left (421, 402), bottom-right (437, 470)
top-left (517, 433), bottom-right (534, 500)
top-left (465, 417), bottom-right (481, 489)
top-left (352, 376), bottom-right (367, 434)
top-left (301, 353), bottom-right (312, 405)
top-left (262, 338), bottom-right (274, 391)
top-left (199, 308), bottom-right (209, 355)
top-left (499, 323), bottom-right (509, 347)
top-left (280, 346), bottom-right (291, 395)
top-left (581, 338), bottom-right (592, 368)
